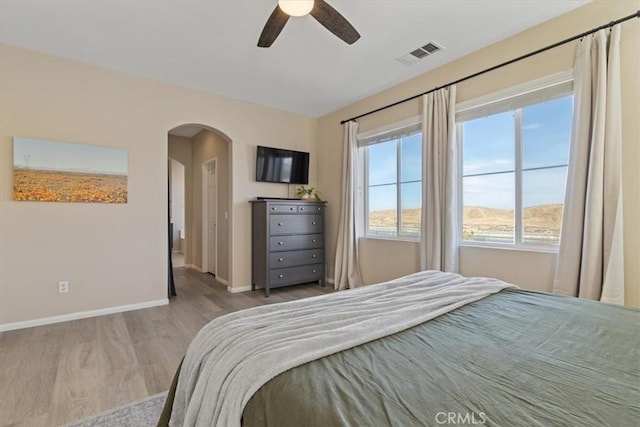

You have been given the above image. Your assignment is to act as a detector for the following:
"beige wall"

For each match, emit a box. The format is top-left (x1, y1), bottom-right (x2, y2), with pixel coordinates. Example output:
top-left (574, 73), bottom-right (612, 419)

top-left (191, 130), bottom-right (231, 282)
top-left (317, 0), bottom-right (640, 306)
top-left (459, 247), bottom-right (557, 293)
top-left (360, 240), bottom-right (559, 294)
top-left (359, 239), bottom-right (420, 284)
top-left (0, 44), bottom-right (317, 325)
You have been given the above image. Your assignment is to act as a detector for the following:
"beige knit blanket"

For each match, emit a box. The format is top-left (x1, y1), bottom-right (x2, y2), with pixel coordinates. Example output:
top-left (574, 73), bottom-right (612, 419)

top-left (170, 270), bottom-right (516, 426)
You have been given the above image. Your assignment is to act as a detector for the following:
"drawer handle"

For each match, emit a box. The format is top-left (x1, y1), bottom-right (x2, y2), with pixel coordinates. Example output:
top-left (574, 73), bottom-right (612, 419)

top-left (290, 207), bottom-right (295, 211)
top-left (278, 241), bottom-right (284, 245)
top-left (278, 257), bottom-right (284, 262)
top-left (312, 254), bottom-right (317, 258)
top-left (312, 239), bottom-right (316, 243)
top-left (300, 207), bottom-right (305, 211)
top-left (317, 207), bottom-right (321, 211)
top-left (312, 221), bottom-right (316, 225)
top-left (271, 207), bottom-right (277, 210)
top-left (278, 222), bottom-right (283, 226)
top-left (312, 269), bottom-right (317, 273)
top-left (279, 274), bottom-right (284, 278)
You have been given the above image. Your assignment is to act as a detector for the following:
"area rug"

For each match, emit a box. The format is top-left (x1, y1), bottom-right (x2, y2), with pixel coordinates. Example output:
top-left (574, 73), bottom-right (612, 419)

top-left (66, 391), bottom-right (167, 427)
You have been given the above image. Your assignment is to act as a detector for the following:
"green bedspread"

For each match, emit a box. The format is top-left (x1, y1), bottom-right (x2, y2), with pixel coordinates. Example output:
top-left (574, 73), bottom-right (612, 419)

top-left (242, 289), bottom-right (639, 426)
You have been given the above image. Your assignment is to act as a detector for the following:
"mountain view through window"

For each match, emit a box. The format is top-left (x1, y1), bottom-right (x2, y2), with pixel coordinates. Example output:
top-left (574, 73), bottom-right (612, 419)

top-left (462, 95), bottom-right (573, 245)
top-left (367, 132), bottom-right (422, 237)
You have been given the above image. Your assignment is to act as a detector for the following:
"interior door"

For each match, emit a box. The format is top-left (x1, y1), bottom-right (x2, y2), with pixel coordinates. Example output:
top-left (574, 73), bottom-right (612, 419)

top-left (207, 162), bottom-right (217, 275)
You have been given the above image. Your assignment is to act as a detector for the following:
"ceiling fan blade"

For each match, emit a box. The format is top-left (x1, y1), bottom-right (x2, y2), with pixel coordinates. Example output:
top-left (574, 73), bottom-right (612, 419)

top-left (258, 5), bottom-right (290, 48)
top-left (310, 0), bottom-right (360, 45)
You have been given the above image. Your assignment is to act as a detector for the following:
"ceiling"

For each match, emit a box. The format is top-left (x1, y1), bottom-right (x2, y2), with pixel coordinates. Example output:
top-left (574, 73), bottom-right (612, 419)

top-left (168, 125), bottom-right (205, 138)
top-left (0, 1), bottom-right (590, 117)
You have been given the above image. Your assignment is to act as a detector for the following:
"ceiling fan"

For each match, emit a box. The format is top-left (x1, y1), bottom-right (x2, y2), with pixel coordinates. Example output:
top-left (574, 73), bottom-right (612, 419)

top-left (258, 0), bottom-right (360, 48)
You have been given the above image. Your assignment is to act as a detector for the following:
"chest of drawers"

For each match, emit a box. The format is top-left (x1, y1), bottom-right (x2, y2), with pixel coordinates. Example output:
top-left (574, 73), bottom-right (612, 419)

top-left (250, 200), bottom-right (326, 297)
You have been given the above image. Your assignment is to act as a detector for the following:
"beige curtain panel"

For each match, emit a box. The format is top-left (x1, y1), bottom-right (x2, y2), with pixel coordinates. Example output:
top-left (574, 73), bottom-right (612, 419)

top-left (334, 121), bottom-right (364, 290)
top-left (553, 25), bottom-right (624, 304)
top-left (420, 86), bottom-right (459, 273)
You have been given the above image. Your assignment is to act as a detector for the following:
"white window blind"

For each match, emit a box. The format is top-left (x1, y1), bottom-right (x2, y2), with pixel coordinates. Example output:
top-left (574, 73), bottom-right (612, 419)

top-left (357, 116), bottom-right (421, 147)
top-left (456, 72), bottom-right (573, 123)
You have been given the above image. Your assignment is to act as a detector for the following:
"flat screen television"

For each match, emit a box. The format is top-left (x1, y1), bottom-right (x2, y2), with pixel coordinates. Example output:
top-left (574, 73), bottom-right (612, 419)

top-left (256, 145), bottom-right (309, 184)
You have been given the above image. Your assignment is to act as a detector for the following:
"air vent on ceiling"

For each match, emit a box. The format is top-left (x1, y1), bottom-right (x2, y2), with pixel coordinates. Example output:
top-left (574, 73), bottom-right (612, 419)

top-left (396, 41), bottom-right (444, 66)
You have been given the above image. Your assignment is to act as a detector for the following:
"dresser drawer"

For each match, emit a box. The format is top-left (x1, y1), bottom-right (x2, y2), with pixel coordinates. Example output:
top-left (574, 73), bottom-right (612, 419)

top-left (297, 204), bottom-right (323, 214)
top-left (269, 234), bottom-right (323, 252)
top-left (269, 249), bottom-right (324, 268)
top-left (270, 264), bottom-right (324, 286)
top-left (269, 214), bottom-right (322, 235)
top-left (268, 204), bottom-right (298, 213)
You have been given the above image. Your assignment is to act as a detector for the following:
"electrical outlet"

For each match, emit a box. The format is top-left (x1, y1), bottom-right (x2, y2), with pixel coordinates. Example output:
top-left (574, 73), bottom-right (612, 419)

top-left (58, 281), bottom-right (69, 293)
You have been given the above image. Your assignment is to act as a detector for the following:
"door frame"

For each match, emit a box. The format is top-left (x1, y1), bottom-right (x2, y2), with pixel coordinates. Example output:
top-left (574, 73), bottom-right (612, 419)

top-left (202, 157), bottom-right (218, 277)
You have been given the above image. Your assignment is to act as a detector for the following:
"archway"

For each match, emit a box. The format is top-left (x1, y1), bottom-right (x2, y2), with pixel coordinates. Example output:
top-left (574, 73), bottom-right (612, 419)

top-left (167, 124), bottom-right (233, 296)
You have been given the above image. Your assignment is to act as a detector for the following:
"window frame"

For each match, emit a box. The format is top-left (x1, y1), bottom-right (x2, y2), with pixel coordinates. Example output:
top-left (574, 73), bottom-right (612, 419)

top-left (360, 120), bottom-right (422, 241)
top-left (456, 71), bottom-right (574, 252)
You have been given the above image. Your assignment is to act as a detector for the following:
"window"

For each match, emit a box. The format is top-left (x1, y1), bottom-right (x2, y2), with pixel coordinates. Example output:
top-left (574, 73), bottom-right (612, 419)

top-left (458, 74), bottom-right (573, 248)
top-left (363, 128), bottom-right (422, 239)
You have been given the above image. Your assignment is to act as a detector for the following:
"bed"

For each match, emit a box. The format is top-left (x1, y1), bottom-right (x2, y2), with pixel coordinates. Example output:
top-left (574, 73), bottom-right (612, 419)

top-left (160, 271), bottom-right (639, 426)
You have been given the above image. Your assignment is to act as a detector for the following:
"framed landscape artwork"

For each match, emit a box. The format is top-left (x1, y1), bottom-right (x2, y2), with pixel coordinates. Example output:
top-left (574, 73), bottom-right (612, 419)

top-left (13, 137), bottom-right (128, 203)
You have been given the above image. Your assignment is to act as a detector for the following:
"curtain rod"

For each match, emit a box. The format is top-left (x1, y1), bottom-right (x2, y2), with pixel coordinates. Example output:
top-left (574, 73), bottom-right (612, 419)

top-left (340, 10), bottom-right (639, 125)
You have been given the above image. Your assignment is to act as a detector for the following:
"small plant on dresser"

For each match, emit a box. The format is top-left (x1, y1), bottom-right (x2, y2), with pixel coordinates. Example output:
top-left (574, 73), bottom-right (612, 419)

top-left (296, 186), bottom-right (321, 201)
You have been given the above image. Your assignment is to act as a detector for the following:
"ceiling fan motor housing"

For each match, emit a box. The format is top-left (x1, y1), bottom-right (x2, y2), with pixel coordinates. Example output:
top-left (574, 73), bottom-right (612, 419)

top-left (258, 0), bottom-right (360, 48)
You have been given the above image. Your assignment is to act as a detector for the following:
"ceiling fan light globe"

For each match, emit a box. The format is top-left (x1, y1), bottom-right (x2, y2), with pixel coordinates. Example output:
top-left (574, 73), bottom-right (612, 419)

top-left (278, 0), bottom-right (314, 17)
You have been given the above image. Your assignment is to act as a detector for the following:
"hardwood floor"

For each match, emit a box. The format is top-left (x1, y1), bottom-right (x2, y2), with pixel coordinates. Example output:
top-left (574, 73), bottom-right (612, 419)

top-left (0, 268), bottom-right (332, 426)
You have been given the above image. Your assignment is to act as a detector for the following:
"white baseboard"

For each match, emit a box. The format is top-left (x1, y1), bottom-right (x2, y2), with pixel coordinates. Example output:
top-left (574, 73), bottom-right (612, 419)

top-left (229, 280), bottom-right (333, 293)
top-left (228, 285), bottom-right (252, 293)
top-left (185, 264), bottom-right (204, 273)
top-left (0, 299), bottom-right (169, 332)
top-left (216, 277), bottom-right (229, 286)
top-left (326, 278), bottom-right (335, 285)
